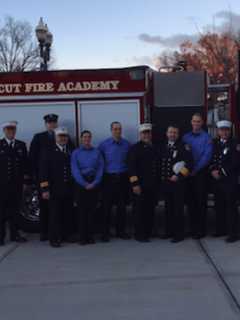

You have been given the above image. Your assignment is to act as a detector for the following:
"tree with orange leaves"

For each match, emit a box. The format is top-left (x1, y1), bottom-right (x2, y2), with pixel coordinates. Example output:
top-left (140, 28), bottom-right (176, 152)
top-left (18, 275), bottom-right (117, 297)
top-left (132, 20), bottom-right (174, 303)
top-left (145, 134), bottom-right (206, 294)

top-left (158, 32), bottom-right (240, 84)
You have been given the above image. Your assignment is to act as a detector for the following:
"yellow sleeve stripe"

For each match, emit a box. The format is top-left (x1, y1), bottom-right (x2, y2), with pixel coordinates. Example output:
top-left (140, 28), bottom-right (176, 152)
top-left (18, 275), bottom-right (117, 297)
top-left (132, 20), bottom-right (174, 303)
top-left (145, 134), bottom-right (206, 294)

top-left (130, 176), bottom-right (138, 183)
top-left (40, 181), bottom-right (49, 188)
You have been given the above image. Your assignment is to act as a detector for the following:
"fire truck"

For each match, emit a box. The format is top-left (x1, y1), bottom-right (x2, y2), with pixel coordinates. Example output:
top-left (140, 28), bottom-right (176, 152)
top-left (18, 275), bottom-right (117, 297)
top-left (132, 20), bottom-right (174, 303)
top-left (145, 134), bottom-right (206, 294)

top-left (0, 66), bottom-right (237, 231)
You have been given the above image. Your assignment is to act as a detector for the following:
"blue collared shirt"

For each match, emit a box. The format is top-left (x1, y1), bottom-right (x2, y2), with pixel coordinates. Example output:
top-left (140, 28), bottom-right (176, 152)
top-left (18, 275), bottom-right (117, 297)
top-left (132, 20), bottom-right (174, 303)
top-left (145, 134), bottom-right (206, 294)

top-left (71, 146), bottom-right (104, 187)
top-left (99, 137), bottom-right (130, 174)
top-left (182, 130), bottom-right (213, 173)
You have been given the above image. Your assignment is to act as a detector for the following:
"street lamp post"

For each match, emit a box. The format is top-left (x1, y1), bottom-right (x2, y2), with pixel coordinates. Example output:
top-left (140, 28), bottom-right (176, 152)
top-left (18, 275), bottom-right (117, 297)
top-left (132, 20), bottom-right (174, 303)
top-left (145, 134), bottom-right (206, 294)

top-left (35, 17), bottom-right (53, 71)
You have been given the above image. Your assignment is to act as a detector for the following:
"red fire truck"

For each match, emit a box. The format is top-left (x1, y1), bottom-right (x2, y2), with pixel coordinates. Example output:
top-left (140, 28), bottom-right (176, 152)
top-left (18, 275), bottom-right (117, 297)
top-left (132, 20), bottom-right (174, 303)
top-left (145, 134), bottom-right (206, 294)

top-left (0, 65), bottom-right (236, 231)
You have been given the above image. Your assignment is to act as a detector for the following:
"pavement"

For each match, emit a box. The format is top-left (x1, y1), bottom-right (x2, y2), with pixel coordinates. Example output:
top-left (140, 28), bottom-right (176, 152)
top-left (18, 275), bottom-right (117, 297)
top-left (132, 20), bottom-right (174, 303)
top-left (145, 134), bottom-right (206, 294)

top-left (0, 236), bottom-right (240, 320)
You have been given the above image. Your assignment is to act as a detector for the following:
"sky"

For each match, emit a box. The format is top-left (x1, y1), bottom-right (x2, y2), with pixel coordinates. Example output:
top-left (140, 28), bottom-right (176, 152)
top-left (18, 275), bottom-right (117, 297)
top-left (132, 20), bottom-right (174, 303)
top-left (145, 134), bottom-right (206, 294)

top-left (1, 0), bottom-right (240, 70)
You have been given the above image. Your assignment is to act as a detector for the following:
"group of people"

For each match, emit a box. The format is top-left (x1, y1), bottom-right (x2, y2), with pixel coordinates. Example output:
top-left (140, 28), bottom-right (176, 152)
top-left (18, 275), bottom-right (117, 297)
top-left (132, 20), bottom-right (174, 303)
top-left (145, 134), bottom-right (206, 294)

top-left (0, 112), bottom-right (239, 248)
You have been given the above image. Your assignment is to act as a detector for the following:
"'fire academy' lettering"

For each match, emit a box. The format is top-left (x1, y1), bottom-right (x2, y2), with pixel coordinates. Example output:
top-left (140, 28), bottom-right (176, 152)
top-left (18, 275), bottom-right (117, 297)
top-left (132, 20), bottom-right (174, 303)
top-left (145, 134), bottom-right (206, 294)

top-left (57, 80), bottom-right (120, 92)
top-left (0, 80), bottom-right (120, 94)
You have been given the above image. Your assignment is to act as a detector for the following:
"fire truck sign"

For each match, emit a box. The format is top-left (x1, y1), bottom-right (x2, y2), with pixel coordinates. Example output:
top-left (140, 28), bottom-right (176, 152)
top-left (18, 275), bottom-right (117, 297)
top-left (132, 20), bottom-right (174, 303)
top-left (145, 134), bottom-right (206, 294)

top-left (0, 67), bottom-right (147, 97)
top-left (0, 80), bottom-right (120, 94)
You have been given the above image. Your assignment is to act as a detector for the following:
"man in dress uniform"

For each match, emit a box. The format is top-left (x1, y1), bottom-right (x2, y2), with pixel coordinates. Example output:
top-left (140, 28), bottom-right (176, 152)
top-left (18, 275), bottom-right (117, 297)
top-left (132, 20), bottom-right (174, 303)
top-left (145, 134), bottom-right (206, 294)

top-left (29, 114), bottom-right (59, 241)
top-left (160, 125), bottom-right (193, 242)
top-left (0, 121), bottom-right (29, 245)
top-left (99, 122), bottom-right (131, 242)
top-left (39, 127), bottom-right (74, 247)
top-left (183, 113), bottom-right (213, 239)
top-left (128, 123), bottom-right (158, 242)
top-left (209, 120), bottom-right (240, 242)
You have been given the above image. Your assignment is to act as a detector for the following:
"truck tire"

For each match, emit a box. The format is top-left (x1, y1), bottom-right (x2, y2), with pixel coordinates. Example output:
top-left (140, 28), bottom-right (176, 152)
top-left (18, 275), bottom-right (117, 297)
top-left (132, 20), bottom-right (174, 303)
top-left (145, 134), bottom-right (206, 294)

top-left (19, 186), bottom-right (40, 233)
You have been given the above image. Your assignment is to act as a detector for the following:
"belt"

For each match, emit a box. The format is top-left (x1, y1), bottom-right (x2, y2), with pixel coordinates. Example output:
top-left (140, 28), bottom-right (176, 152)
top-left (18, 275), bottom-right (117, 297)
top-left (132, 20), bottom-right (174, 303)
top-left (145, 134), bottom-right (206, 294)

top-left (105, 172), bottom-right (127, 178)
top-left (83, 175), bottom-right (95, 183)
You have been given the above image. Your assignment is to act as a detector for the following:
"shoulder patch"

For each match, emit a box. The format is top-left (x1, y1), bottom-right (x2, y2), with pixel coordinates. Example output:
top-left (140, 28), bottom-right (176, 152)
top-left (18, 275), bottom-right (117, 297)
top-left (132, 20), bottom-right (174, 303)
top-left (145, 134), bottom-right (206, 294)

top-left (184, 144), bottom-right (191, 151)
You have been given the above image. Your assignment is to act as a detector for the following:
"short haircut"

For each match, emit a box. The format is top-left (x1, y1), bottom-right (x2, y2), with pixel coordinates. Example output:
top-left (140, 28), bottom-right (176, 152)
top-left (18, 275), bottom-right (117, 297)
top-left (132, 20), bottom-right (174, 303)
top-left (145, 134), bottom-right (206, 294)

top-left (81, 130), bottom-right (92, 137)
top-left (192, 113), bottom-right (203, 120)
top-left (167, 124), bottom-right (179, 131)
top-left (111, 121), bottom-right (122, 130)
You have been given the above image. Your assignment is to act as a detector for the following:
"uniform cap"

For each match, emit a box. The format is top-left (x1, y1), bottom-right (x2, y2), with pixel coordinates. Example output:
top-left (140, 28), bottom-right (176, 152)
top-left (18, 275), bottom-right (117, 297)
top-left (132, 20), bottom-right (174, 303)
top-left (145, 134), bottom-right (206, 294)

top-left (43, 114), bottom-right (58, 122)
top-left (54, 127), bottom-right (68, 136)
top-left (2, 121), bottom-right (18, 129)
top-left (216, 120), bottom-right (232, 129)
top-left (139, 123), bottom-right (152, 132)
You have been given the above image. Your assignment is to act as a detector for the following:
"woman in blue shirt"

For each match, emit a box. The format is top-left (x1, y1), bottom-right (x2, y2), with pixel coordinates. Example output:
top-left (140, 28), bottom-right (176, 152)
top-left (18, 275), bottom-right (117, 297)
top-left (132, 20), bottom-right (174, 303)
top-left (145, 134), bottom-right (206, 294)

top-left (71, 130), bottom-right (104, 245)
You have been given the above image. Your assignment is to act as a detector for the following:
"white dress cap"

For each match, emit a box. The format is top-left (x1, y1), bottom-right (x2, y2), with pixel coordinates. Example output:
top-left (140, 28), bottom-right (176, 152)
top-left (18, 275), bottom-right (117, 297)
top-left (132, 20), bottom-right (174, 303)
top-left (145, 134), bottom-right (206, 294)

top-left (216, 120), bottom-right (232, 129)
top-left (2, 121), bottom-right (18, 129)
top-left (139, 123), bottom-right (152, 132)
top-left (54, 127), bottom-right (69, 135)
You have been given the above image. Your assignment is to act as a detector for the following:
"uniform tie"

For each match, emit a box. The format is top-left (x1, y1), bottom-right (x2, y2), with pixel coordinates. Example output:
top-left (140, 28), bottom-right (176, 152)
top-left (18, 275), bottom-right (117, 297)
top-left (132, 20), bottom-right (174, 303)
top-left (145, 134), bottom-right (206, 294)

top-left (9, 141), bottom-right (14, 149)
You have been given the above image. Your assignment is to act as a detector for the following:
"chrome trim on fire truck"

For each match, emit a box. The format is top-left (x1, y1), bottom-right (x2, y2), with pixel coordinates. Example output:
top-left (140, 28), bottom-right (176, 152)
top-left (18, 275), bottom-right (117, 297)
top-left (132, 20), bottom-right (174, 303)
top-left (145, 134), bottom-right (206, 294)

top-left (0, 92), bottom-right (145, 101)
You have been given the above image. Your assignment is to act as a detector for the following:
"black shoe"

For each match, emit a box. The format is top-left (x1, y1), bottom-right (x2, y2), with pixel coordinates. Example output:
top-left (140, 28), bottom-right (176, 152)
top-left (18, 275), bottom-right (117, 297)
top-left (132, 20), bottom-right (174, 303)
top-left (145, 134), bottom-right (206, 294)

top-left (171, 237), bottom-right (184, 243)
top-left (87, 238), bottom-right (96, 244)
top-left (117, 232), bottom-right (131, 240)
top-left (160, 234), bottom-right (172, 239)
top-left (135, 237), bottom-right (150, 243)
top-left (101, 236), bottom-right (110, 243)
top-left (212, 232), bottom-right (226, 238)
top-left (40, 234), bottom-right (48, 242)
top-left (50, 241), bottom-right (61, 248)
top-left (0, 239), bottom-right (4, 246)
top-left (225, 236), bottom-right (238, 243)
top-left (11, 235), bottom-right (28, 243)
top-left (79, 240), bottom-right (88, 245)
top-left (192, 234), bottom-right (205, 240)
top-left (64, 235), bottom-right (78, 243)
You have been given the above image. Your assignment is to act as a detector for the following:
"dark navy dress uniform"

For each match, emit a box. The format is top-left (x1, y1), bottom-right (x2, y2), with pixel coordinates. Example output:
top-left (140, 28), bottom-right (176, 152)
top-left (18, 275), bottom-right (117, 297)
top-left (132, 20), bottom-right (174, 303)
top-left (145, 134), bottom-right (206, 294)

top-left (99, 137), bottom-right (131, 240)
top-left (159, 140), bottom-right (193, 241)
top-left (71, 146), bottom-right (104, 244)
top-left (183, 130), bottom-right (213, 238)
top-left (0, 138), bottom-right (29, 243)
top-left (29, 130), bottom-right (56, 239)
top-left (210, 138), bottom-right (240, 240)
top-left (39, 143), bottom-right (74, 245)
top-left (30, 121), bottom-right (74, 239)
top-left (128, 141), bottom-right (159, 241)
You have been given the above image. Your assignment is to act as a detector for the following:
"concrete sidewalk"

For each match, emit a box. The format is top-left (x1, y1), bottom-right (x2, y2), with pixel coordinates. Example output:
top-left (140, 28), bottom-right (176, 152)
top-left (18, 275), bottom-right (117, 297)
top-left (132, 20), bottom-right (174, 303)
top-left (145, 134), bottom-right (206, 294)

top-left (0, 242), bottom-right (18, 263)
top-left (0, 237), bottom-right (239, 320)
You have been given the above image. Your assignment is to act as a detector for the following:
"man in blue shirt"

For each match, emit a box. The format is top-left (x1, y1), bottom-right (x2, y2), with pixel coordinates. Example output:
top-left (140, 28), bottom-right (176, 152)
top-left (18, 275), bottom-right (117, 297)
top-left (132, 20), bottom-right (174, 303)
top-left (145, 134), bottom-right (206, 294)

top-left (99, 121), bottom-right (131, 242)
top-left (183, 113), bottom-right (213, 239)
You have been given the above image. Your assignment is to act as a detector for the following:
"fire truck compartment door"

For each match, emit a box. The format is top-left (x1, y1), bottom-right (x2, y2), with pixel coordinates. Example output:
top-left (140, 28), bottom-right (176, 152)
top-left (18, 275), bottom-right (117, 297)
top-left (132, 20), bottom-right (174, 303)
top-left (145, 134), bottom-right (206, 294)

top-left (153, 71), bottom-right (206, 107)
top-left (78, 100), bottom-right (140, 146)
top-left (0, 102), bottom-right (76, 147)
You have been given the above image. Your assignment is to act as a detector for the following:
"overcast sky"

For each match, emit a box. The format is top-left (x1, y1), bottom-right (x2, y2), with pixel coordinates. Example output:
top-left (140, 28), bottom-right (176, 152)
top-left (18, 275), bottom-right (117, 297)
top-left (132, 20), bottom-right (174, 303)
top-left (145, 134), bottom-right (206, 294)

top-left (2, 0), bottom-right (240, 69)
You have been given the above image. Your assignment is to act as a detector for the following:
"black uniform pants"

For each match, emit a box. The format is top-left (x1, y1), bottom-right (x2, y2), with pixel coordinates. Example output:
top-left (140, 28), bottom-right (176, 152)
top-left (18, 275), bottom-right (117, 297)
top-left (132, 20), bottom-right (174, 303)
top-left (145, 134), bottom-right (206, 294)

top-left (39, 198), bottom-right (49, 237)
top-left (213, 179), bottom-right (238, 237)
top-left (77, 187), bottom-right (99, 242)
top-left (49, 195), bottom-right (73, 242)
top-left (0, 188), bottom-right (21, 241)
top-left (133, 187), bottom-right (156, 240)
top-left (187, 170), bottom-right (207, 236)
top-left (162, 180), bottom-right (185, 238)
top-left (102, 173), bottom-right (129, 238)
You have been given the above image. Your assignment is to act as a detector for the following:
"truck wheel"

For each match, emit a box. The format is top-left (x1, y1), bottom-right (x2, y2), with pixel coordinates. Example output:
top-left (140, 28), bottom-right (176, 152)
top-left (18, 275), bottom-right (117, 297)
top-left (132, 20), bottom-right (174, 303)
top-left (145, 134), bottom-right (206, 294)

top-left (19, 186), bottom-right (40, 233)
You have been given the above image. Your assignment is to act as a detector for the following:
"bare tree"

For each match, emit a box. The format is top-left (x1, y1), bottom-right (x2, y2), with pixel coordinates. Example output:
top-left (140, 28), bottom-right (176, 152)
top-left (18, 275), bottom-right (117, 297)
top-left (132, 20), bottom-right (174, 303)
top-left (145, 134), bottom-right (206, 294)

top-left (0, 16), bottom-right (40, 72)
